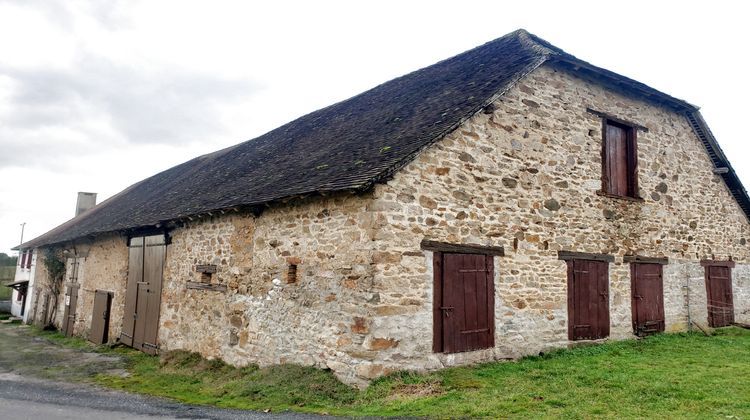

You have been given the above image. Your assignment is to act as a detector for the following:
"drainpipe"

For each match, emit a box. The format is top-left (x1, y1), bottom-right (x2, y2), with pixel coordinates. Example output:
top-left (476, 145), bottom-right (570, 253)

top-left (684, 265), bottom-right (692, 332)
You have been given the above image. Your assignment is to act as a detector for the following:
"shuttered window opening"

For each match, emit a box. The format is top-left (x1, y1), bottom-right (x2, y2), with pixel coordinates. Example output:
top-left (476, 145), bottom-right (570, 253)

top-left (704, 264), bottom-right (735, 327)
top-left (566, 259), bottom-right (610, 340)
top-left (121, 234), bottom-right (166, 355)
top-left (631, 263), bottom-right (665, 336)
top-left (433, 252), bottom-right (495, 354)
top-left (19, 250), bottom-right (32, 269)
top-left (602, 120), bottom-right (638, 198)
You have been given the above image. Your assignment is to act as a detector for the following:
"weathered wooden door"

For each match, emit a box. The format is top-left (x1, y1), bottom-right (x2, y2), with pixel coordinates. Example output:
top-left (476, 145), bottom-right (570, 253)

top-left (121, 234), bottom-right (166, 354)
top-left (62, 284), bottom-right (79, 337)
top-left (605, 123), bottom-right (629, 196)
top-left (705, 265), bottom-right (734, 327)
top-left (437, 253), bottom-right (495, 353)
top-left (631, 263), bottom-right (665, 336)
top-left (567, 259), bottom-right (609, 340)
top-left (89, 290), bottom-right (113, 344)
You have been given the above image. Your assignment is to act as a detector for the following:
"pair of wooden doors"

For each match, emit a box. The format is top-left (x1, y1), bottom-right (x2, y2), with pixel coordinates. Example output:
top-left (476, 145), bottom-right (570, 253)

top-left (705, 264), bottom-right (734, 327)
top-left (433, 253), bottom-right (495, 353)
top-left (121, 235), bottom-right (166, 354)
top-left (567, 259), bottom-right (666, 339)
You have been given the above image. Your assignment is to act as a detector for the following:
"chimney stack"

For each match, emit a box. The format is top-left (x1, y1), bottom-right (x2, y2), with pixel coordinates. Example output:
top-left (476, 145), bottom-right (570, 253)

top-left (75, 192), bottom-right (97, 217)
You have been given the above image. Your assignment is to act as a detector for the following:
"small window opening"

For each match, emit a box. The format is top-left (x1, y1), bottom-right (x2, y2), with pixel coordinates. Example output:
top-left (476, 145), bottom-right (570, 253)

top-left (200, 272), bottom-right (212, 283)
top-left (287, 264), bottom-right (298, 284)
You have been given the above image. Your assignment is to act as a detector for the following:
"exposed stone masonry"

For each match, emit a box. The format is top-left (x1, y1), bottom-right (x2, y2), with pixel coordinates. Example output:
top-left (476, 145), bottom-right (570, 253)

top-left (28, 63), bottom-right (750, 386)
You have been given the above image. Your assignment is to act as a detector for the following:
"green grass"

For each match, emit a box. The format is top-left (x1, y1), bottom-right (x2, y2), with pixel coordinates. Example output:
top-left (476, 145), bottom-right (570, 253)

top-left (35, 327), bottom-right (750, 417)
top-left (33, 327), bottom-right (103, 350)
top-left (0, 285), bottom-right (12, 300)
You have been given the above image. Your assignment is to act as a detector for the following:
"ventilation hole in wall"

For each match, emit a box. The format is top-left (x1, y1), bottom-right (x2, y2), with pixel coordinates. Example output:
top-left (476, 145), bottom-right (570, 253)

top-left (543, 240), bottom-right (549, 250)
top-left (200, 272), bottom-right (212, 284)
top-left (513, 238), bottom-right (519, 251)
top-left (287, 264), bottom-right (298, 284)
top-left (588, 129), bottom-right (596, 137)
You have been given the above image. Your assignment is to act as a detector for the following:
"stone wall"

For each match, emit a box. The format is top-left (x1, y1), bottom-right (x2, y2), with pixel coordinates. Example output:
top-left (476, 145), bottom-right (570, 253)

top-left (158, 195), bottom-right (381, 385)
top-left (27, 63), bottom-right (750, 386)
top-left (69, 234), bottom-right (129, 340)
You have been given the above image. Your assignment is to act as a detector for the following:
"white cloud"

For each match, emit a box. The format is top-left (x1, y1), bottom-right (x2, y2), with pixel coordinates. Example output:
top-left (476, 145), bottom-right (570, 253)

top-left (0, 0), bottom-right (748, 253)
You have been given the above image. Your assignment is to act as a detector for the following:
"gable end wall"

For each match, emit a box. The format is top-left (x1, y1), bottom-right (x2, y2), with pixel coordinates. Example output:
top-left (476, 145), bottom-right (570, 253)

top-left (360, 63), bottom-right (750, 375)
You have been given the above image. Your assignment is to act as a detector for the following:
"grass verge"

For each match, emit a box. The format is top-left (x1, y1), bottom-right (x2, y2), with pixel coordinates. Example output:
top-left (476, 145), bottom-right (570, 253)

top-left (28, 327), bottom-right (750, 417)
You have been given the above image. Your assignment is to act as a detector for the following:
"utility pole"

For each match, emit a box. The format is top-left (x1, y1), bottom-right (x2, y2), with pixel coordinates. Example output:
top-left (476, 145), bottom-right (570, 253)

top-left (19, 222), bottom-right (26, 251)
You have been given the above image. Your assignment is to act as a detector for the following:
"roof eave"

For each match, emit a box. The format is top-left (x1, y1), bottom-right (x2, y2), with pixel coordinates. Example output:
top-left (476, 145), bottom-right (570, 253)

top-left (547, 56), bottom-right (699, 112)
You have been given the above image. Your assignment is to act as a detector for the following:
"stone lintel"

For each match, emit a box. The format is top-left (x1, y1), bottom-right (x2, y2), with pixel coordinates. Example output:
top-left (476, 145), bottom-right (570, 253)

top-left (420, 239), bottom-right (504, 256)
top-left (700, 260), bottom-right (736, 268)
top-left (186, 281), bottom-right (227, 292)
top-left (623, 255), bottom-right (669, 265)
top-left (557, 250), bottom-right (615, 263)
top-left (586, 108), bottom-right (649, 132)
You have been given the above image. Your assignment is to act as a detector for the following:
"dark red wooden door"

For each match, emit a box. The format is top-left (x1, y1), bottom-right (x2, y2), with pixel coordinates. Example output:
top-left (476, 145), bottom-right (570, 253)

top-left (706, 266), bottom-right (734, 327)
top-left (567, 259), bottom-right (609, 340)
top-left (631, 263), bottom-right (665, 336)
top-left (605, 123), bottom-right (629, 196)
top-left (440, 253), bottom-right (494, 353)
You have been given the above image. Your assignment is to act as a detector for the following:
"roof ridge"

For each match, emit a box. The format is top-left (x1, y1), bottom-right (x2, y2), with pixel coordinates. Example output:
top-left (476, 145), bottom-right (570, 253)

top-left (17, 30), bottom-right (747, 249)
top-left (513, 29), bottom-right (561, 58)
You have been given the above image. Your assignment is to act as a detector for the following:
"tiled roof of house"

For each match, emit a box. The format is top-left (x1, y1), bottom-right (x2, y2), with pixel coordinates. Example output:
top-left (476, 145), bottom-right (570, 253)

top-left (17, 29), bottom-right (749, 249)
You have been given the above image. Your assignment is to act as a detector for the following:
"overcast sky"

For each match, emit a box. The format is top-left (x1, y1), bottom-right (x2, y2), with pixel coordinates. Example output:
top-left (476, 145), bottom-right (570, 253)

top-left (1, 1), bottom-right (748, 255)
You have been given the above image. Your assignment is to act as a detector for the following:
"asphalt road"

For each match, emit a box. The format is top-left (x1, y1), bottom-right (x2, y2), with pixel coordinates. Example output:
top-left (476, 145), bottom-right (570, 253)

top-left (0, 324), bottom-right (325, 419)
top-left (0, 373), bottom-right (320, 419)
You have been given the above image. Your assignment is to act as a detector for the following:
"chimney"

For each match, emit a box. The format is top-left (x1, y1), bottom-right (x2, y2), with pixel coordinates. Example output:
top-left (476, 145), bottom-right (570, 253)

top-left (75, 192), bottom-right (97, 217)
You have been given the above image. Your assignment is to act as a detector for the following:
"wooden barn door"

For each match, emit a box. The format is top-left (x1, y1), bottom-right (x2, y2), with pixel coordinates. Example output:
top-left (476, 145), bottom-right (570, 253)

top-left (434, 253), bottom-right (495, 353)
top-left (61, 284), bottom-right (79, 337)
top-left (567, 259), bottom-right (609, 340)
top-left (61, 258), bottom-right (81, 337)
top-left (121, 234), bottom-right (166, 354)
top-left (89, 290), bottom-right (113, 345)
top-left (631, 263), bottom-right (665, 336)
top-left (705, 265), bottom-right (734, 327)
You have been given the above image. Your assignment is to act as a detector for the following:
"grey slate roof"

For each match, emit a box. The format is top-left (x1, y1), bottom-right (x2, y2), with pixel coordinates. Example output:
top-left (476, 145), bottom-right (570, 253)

top-left (18, 29), bottom-right (750, 249)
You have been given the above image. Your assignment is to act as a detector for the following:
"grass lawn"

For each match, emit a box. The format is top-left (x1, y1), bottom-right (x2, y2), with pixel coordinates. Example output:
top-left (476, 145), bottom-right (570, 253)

top-left (0, 284), bottom-right (12, 300)
top-left (37, 327), bottom-right (750, 417)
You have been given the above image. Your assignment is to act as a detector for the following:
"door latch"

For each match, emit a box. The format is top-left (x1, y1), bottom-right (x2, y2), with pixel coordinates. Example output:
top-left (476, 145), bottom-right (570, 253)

top-left (440, 306), bottom-right (454, 318)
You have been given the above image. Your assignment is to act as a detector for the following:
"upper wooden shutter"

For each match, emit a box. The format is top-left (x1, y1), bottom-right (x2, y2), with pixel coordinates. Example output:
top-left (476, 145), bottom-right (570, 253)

top-left (603, 121), bottom-right (637, 197)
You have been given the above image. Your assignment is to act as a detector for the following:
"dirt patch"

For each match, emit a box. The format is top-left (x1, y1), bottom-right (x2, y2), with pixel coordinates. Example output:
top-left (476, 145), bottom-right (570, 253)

top-left (385, 377), bottom-right (445, 401)
top-left (0, 324), bottom-right (129, 382)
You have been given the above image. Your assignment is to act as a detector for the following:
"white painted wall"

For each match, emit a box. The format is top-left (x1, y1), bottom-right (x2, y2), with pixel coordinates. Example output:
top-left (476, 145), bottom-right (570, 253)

top-left (10, 250), bottom-right (36, 323)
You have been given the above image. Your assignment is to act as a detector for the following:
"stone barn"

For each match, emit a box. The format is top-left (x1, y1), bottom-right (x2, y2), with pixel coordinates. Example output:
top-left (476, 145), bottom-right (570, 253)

top-left (15, 29), bottom-right (750, 386)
